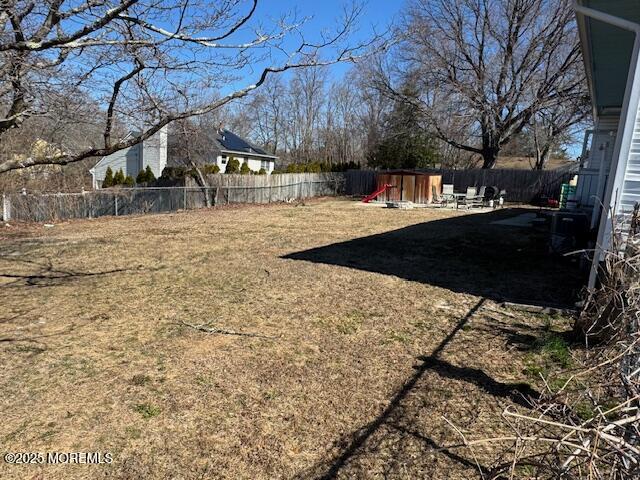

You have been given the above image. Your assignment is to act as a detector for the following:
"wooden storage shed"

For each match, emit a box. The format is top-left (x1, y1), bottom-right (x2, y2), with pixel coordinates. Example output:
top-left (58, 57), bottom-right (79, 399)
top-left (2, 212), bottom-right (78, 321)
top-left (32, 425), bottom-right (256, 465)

top-left (376, 171), bottom-right (442, 204)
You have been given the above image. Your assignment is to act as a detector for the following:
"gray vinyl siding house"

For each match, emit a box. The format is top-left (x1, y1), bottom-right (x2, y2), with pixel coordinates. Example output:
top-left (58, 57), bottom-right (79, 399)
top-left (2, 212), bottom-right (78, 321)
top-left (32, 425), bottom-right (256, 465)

top-left (574, 1), bottom-right (640, 287)
top-left (90, 127), bottom-right (168, 189)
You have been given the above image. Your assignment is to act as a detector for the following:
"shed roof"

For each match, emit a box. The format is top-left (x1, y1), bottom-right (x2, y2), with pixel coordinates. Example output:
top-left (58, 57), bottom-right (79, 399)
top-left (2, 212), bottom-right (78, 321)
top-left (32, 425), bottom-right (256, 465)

top-left (380, 170), bottom-right (441, 176)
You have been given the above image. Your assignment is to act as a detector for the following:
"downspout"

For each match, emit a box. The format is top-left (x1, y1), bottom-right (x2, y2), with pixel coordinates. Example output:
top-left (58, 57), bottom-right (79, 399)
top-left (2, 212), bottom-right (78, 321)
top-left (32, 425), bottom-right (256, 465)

top-left (590, 140), bottom-right (609, 230)
top-left (573, 2), bottom-right (640, 289)
top-left (579, 129), bottom-right (593, 168)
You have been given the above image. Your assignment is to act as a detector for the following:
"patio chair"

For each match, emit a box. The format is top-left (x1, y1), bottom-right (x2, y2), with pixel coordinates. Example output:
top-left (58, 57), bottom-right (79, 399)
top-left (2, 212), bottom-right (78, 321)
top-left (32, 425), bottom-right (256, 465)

top-left (477, 185), bottom-right (486, 200)
top-left (458, 186), bottom-right (485, 209)
top-left (441, 184), bottom-right (455, 207)
top-left (431, 185), bottom-right (447, 207)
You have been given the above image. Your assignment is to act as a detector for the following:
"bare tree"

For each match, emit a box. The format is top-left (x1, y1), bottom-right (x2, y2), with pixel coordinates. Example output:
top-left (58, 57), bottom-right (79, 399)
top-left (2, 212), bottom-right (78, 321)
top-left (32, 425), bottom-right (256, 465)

top-left (319, 78), bottom-right (363, 164)
top-left (382, 0), bottom-right (587, 169)
top-left (530, 99), bottom-right (589, 170)
top-left (169, 117), bottom-right (218, 207)
top-left (228, 66), bottom-right (379, 168)
top-left (350, 64), bottom-right (393, 165)
top-left (243, 76), bottom-right (286, 156)
top-left (0, 1), bottom-right (384, 174)
top-left (284, 66), bottom-right (328, 163)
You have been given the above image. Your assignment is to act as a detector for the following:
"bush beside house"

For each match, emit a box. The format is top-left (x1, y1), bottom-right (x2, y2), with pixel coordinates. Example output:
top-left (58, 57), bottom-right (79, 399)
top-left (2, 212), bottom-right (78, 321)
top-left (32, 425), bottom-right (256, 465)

top-left (136, 165), bottom-right (156, 184)
top-left (225, 158), bottom-right (240, 174)
top-left (102, 167), bottom-right (114, 188)
top-left (113, 168), bottom-right (125, 185)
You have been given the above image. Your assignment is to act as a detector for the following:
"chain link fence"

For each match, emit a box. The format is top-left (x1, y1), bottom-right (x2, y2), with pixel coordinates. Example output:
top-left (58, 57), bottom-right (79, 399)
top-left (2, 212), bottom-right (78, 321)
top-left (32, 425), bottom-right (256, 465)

top-left (2, 173), bottom-right (345, 222)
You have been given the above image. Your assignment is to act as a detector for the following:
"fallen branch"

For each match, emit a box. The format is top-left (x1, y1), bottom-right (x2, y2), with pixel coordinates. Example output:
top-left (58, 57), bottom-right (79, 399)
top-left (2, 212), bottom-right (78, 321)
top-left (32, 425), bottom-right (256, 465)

top-left (501, 301), bottom-right (575, 316)
top-left (179, 320), bottom-right (277, 339)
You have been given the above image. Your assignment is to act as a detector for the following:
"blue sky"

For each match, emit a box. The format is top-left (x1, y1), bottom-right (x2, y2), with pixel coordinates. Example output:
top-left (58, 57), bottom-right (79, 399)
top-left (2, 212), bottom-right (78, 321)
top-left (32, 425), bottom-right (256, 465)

top-left (220, 0), bottom-right (585, 159)
top-left (246, 0), bottom-right (404, 81)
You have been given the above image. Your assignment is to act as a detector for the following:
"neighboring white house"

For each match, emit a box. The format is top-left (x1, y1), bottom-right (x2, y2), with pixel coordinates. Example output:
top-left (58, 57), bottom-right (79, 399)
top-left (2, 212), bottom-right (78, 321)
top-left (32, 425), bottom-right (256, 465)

top-left (214, 128), bottom-right (277, 173)
top-left (91, 125), bottom-right (276, 188)
top-left (168, 126), bottom-right (277, 174)
top-left (573, 1), bottom-right (640, 287)
top-left (90, 127), bottom-right (168, 189)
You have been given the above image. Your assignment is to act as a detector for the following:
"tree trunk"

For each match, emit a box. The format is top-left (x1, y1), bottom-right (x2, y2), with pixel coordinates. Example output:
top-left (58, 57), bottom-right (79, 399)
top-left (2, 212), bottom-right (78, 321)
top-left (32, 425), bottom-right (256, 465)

top-left (179, 120), bottom-right (211, 208)
top-left (190, 163), bottom-right (211, 208)
top-left (534, 145), bottom-right (552, 170)
top-left (532, 123), bottom-right (552, 170)
top-left (479, 126), bottom-right (500, 168)
top-left (480, 145), bottom-right (499, 169)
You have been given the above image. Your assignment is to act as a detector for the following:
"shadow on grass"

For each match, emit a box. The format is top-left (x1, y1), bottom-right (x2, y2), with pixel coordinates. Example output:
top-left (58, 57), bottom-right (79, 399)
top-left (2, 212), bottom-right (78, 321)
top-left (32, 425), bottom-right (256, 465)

top-left (418, 356), bottom-right (538, 408)
top-left (286, 210), bottom-right (577, 477)
top-left (283, 207), bottom-right (585, 307)
top-left (0, 255), bottom-right (157, 288)
top-left (294, 299), bottom-right (541, 479)
top-left (0, 255), bottom-right (156, 344)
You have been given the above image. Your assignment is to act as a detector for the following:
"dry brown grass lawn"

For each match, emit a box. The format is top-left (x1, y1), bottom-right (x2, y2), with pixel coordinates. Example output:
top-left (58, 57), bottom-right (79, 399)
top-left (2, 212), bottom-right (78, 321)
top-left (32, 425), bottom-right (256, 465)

top-left (0, 199), bottom-right (582, 479)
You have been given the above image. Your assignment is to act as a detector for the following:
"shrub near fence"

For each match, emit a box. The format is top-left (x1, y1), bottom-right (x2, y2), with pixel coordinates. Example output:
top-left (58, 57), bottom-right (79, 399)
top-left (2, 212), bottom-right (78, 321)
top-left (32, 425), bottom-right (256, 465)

top-left (2, 173), bottom-right (345, 222)
top-left (345, 167), bottom-right (577, 203)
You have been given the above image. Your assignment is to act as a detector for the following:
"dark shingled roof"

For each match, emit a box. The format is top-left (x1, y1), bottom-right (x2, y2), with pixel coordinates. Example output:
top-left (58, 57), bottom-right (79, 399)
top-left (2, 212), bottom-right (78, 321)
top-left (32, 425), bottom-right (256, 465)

top-left (167, 128), bottom-right (276, 167)
top-left (215, 129), bottom-right (271, 156)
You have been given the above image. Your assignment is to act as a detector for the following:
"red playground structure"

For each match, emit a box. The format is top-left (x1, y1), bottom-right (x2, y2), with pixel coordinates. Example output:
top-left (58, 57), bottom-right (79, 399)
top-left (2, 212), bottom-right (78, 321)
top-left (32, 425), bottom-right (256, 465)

top-left (362, 184), bottom-right (395, 203)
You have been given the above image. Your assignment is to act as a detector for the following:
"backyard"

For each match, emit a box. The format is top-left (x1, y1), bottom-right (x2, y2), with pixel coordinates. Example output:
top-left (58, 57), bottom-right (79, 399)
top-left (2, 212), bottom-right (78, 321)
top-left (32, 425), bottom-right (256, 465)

top-left (0, 199), bottom-right (585, 479)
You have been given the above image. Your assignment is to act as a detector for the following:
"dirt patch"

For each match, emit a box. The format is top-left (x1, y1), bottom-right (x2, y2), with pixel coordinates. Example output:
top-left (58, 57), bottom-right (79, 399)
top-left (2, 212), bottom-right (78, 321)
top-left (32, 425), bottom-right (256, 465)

top-left (0, 199), bottom-right (582, 479)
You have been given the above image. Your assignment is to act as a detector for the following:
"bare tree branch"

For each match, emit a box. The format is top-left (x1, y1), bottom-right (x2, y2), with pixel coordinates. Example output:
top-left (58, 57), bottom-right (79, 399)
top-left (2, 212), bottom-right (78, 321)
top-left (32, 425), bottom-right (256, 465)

top-left (377, 0), bottom-right (589, 168)
top-left (0, 0), bottom-right (388, 174)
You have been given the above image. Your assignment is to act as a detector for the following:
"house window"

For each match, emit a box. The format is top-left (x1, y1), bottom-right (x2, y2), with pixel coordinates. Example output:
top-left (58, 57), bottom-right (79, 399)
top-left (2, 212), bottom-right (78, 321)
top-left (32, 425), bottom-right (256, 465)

top-left (261, 160), bottom-right (270, 170)
top-left (221, 156), bottom-right (228, 165)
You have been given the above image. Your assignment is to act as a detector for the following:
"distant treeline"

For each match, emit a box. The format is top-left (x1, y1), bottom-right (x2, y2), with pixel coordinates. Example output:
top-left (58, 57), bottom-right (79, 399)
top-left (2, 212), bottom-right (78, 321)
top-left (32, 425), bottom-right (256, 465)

top-left (275, 161), bottom-right (361, 174)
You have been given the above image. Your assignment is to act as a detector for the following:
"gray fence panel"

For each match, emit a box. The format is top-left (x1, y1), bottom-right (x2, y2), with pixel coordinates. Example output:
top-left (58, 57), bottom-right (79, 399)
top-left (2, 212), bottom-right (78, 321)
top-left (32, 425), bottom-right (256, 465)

top-left (4, 173), bottom-right (346, 222)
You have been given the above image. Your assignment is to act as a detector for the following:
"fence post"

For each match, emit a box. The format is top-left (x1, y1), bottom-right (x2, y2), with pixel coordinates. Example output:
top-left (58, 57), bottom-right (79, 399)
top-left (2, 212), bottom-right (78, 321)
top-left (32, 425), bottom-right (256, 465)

top-left (114, 194), bottom-right (118, 216)
top-left (183, 187), bottom-right (187, 210)
top-left (2, 193), bottom-right (10, 221)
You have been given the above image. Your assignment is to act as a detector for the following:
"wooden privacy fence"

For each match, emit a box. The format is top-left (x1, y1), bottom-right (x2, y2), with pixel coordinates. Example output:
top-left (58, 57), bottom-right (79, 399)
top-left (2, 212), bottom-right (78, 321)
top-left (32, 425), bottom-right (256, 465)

top-left (185, 172), bottom-right (343, 206)
top-left (2, 173), bottom-right (344, 222)
top-left (345, 167), bottom-right (577, 203)
top-left (346, 170), bottom-right (377, 198)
